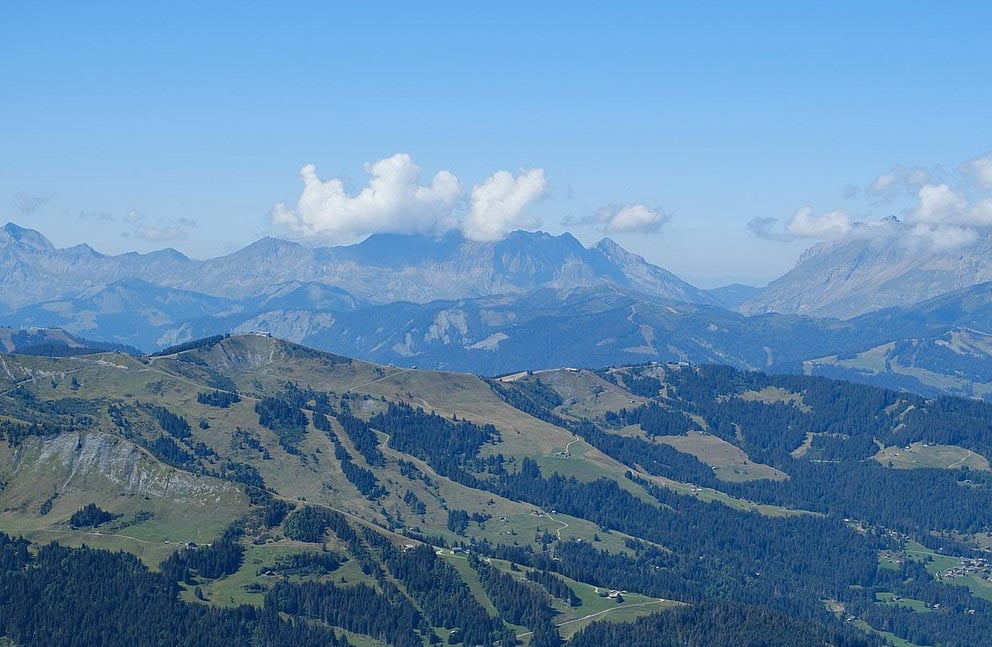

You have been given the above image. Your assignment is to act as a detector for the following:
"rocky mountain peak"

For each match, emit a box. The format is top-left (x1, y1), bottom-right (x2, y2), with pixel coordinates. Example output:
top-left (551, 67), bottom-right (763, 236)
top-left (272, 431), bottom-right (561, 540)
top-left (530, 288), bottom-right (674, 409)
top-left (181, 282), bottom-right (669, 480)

top-left (1, 222), bottom-right (55, 252)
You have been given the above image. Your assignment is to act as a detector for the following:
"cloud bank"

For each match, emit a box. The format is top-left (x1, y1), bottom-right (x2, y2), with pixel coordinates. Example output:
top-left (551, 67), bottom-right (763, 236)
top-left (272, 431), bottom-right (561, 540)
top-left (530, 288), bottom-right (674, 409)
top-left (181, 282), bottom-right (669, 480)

top-left (749, 151), bottom-right (992, 251)
top-left (273, 154), bottom-right (547, 243)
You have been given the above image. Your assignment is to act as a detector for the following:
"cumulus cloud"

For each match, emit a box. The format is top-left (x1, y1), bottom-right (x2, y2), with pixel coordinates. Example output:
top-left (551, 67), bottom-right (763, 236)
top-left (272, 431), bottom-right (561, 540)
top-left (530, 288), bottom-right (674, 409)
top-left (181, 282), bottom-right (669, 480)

top-left (907, 184), bottom-right (968, 224)
top-left (593, 204), bottom-right (670, 235)
top-left (125, 210), bottom-right (144, 223)
top-left (748, 208), bottom-right (855, 242)
top-left (785, 206), bottom-right (854, 239)
top-left (272, 155), bottom-right (548, 244)
top-left (462, 168), bottom-right (547, 241)
top-left (961, 153), bottom-right (992, 189)
top-left (757, 151), bottom-right (992, 252)
top-left (272, 154), bottom-right (461, 243)
top-left (14, 191), bottom-right (50, 215)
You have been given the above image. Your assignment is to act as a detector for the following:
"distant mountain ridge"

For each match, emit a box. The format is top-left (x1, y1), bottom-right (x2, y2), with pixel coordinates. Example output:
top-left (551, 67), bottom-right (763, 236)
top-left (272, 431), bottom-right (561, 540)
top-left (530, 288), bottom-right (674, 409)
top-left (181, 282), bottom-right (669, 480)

top-left (0, 222), bottom-right (713, 309)
top-left (7, 221), bottom-right (992, 399)
top-left (0, 326), bottom-right (139, 356)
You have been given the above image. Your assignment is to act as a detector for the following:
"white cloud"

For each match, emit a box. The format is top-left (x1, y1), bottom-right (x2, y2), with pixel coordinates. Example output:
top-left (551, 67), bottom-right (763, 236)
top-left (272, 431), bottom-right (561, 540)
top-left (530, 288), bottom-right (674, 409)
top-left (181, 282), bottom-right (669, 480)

top-left (272, 154), bottom-right (461, 243)
top-left (961, 153), bottom-right (992, 189)
top-left (591, 204), bottom-right (672, 234)
top-left (748, 209), bottom-right (856, 242)
top-left (785, 206), bottom-right (853, 239)
top-left (907, 184), bottom-right (968, 224)
top-left (868, 172), bottom-right (898, 194)
top-left (592, 204), bottom-right (670, 235)
top-left (273, 155), bottom-right (552, 243)
top-left (462, 168), bottom-right (547, 242)
top-left (868, 165), bottom-right (932, 196)
top-left (971, 199), bottom-right (992, 226)
top-left (125, 210), bottom-right (144, 223)
top-left (566, 203), bottom-right (671, 234)
top-left (749, 151), bottom-right (992, 252)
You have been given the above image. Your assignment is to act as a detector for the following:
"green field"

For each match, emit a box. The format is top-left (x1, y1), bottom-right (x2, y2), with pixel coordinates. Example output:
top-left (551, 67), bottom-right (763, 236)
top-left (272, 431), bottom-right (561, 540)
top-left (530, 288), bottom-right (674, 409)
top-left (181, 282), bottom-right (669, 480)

top-left (875, 443), bottom-right (990, 471)
top-left (653, 430), bottom-right (788, 482)
top-left (876, 592), bottom-right (933, 613)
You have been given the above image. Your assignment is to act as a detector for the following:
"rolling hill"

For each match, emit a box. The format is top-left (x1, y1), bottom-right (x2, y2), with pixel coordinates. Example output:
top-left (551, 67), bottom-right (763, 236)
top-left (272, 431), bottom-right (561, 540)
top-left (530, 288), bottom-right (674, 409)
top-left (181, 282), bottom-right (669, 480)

top-left (3, 334), bottom-right (992, 645)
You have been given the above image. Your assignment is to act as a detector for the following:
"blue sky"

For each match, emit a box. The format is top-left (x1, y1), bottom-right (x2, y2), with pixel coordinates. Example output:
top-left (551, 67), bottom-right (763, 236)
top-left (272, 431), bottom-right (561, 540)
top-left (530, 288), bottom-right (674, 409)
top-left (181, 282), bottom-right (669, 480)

top-left (2, 1), bottom-right (990, 287)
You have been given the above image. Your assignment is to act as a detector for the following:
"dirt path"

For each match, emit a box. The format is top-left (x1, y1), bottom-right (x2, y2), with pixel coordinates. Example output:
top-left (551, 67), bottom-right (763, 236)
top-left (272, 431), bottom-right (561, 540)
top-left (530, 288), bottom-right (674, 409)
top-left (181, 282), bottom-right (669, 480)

top-left (21, 527), bottom-right (167, 546)
top-left (949, 452), bottom-right (972, 468)
top-left (544, 512), bottom-right (569, 540)
top-left (345, 367), bottom-right (414, 392)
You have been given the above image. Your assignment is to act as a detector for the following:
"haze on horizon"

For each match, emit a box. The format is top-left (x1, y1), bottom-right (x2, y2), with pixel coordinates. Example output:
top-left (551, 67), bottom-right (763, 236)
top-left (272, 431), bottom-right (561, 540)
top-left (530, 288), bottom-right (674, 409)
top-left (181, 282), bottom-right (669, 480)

top-left (3, 1), bottom-right (991, 288)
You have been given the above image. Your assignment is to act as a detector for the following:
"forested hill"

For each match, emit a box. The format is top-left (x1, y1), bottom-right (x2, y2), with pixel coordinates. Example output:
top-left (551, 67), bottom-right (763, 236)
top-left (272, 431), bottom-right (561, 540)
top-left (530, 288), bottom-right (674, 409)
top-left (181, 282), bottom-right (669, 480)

top-left (1, 334), bottom-right (992, 645)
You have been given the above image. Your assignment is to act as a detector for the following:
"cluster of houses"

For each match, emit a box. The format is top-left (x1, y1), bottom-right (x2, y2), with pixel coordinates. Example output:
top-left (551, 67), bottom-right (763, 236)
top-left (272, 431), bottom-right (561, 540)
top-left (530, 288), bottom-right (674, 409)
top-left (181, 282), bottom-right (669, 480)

top-left (936, 557), bottom-right (992, 582)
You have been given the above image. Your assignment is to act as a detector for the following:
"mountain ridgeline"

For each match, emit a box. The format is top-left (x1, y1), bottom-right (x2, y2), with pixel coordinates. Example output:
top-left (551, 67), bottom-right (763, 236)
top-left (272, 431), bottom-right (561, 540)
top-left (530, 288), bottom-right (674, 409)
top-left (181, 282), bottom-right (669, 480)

top-left (5, 221), bottom-right (992, 400)
top-left (1, 333), bottom-right (992, 645)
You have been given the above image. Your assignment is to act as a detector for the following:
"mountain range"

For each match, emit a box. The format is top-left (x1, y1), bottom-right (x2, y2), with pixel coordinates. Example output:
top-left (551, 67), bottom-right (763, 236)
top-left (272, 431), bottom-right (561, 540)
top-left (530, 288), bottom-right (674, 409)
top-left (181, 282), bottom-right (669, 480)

top-left (0, 223), bottom-right (711, 309)
top-left (4, 221), bottom-right (992, 399)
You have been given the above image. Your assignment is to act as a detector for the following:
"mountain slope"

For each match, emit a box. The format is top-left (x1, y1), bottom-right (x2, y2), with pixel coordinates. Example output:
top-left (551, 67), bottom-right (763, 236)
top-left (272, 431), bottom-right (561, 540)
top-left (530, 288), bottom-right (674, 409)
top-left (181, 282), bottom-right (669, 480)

top-left (5, 334), bottom-right (992, 644)
top-left (801, 281), bottom-right (992, 398)
top-left (741, 230), bottom-right (992, 318)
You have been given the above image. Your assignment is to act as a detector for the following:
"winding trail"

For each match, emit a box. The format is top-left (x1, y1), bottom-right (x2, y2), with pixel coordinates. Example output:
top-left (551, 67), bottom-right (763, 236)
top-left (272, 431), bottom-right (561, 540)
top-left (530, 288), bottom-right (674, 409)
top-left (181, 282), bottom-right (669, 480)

top-left (544, 512), bottom-right (569, 540)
